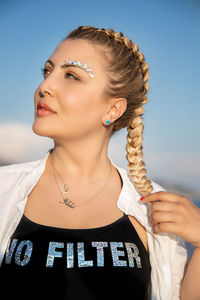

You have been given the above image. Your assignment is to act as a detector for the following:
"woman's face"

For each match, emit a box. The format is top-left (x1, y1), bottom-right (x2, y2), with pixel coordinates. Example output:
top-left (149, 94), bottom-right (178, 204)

top-left (33, 39), bottom-right (111, 141)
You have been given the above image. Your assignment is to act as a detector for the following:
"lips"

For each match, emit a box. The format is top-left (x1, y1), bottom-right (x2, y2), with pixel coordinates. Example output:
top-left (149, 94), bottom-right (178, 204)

top-left (37, 102), bottom-right (56, 113)
top-left (36, 102), bottom-right (56, 117)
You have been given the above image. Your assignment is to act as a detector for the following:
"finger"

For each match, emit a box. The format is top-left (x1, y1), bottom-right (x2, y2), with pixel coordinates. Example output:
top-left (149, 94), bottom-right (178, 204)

top-left (149, 201), bottom-right (175, 215)
top-left (150, 211), bottom-right (174, 226)
top-left (141, 191), bottom-right (184, 204)
top-left (153, 222), bottom-right (181, 235)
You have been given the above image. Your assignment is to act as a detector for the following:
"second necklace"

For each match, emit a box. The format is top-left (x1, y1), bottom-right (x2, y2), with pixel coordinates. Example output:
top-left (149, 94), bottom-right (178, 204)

top-left (50, 153), bottom-right (113, 209)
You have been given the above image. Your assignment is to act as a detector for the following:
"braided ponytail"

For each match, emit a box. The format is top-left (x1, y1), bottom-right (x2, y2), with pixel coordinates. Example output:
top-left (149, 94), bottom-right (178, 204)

top-left (64, 25), bottom-right (153, 196)
top-left (125, 43), bottom-right (153, 196)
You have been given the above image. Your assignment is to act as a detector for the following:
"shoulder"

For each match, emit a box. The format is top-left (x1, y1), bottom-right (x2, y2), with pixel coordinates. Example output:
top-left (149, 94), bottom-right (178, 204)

top-left (0, 149), bottom-right (51, 176)
top-left (0, 156), bottom-right (47, 195)
top-left (0, 158), bottom-right (42, 177)
top-left (0, 159), bottom-right (39, 172)
top-left (114, 162), bottom-right (166, 194)
top-left (151, 180), bottom-right (166, 192)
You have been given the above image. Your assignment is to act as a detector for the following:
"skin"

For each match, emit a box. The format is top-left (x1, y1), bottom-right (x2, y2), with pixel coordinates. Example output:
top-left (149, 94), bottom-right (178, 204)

top-left (26, 38), bottom-right (149, 251)
top-left (28, 35), bottom-right (200, 297)
top-left (32, 38), bottom-right (127, 182)
top-left (28, 38), bottom-right (200, 297)
top-left (141, 192), bottom-right (200, 299)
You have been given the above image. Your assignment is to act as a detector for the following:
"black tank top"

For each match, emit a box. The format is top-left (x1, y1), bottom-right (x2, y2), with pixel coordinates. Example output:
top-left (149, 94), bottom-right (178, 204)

top-left (0, 213), bottom-right (151, 300)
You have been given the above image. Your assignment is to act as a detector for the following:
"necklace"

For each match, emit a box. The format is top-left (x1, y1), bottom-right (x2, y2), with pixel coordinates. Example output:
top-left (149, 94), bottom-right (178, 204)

top-left (49, 152), bottom-right (113, 209)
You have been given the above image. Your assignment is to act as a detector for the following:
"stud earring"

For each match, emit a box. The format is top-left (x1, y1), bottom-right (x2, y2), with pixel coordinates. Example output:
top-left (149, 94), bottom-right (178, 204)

top-left (106, 120), bottom-right (111, 125)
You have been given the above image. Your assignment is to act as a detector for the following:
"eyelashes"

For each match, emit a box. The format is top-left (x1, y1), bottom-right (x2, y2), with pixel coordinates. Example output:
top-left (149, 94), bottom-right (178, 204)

top-left (41, 67), bottom-right (49, 77)
top-left (41, 67), bottom-right (49, 76)
top-left (41, 67), bottom-right (79, 81)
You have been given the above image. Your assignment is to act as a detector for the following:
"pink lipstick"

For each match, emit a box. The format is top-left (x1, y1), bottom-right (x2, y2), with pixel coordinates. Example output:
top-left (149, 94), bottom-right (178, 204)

top-left (37, 102), bottom-right (56, 116)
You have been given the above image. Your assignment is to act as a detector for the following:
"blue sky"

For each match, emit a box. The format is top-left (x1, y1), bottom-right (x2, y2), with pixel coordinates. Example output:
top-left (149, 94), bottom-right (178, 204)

top-left (0, 0), bottom-right (199, 192)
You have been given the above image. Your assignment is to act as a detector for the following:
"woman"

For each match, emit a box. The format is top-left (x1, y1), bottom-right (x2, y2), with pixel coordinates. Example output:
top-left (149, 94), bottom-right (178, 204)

top-left (0, 25), bottom-right (199, 300)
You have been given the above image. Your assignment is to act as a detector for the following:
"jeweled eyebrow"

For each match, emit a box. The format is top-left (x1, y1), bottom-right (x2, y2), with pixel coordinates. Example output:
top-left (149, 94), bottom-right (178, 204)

top-left (60, 60), bottom-right (94, 79)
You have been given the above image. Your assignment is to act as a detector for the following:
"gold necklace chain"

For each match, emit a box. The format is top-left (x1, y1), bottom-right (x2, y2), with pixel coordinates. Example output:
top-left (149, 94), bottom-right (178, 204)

top-left (49, 152), bottom-right (113, 209)
top-left (50, 153), bottom-right (112, 184)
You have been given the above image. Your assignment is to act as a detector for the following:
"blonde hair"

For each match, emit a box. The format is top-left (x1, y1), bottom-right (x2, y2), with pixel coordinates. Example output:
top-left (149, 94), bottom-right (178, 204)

top-left (64, 25), bottom-right (153, 197)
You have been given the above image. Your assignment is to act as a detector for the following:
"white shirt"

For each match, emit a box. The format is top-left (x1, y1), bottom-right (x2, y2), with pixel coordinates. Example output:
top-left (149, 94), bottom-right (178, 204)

top-left (0, 150), bottom-right (189, 299)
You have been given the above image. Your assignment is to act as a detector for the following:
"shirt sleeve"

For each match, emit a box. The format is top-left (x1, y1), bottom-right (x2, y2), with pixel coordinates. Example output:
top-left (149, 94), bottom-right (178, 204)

top-left (170, 235), bottom-right (189, 299)
top-left (151, 180), bottom-right (189, 299)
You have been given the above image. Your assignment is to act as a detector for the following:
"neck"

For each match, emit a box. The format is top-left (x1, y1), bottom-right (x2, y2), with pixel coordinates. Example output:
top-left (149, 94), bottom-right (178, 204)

top-left (48, 135), bottom-right (113, 185)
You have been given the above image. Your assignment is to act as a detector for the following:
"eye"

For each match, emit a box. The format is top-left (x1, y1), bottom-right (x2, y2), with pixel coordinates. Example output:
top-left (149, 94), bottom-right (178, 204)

top-left (65, 72), bottom-right (79, 81)
top-left (41, 68), bottom-right (79, 81)
top-left (41, 67), bottom-right (50, 78)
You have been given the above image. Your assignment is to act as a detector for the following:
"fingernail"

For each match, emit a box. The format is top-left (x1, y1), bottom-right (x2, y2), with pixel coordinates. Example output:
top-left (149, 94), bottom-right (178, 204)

top-left (140, 197), bottom-right (145, 201)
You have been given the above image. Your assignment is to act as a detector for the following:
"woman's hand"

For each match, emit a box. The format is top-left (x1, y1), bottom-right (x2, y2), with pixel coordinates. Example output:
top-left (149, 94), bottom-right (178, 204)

top-left (141, 192), bottom-right (200, 248)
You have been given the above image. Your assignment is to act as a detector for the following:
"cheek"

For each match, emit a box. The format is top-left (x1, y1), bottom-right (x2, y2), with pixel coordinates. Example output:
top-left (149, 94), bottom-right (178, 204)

top-left (59, 87), bottom-right (103, 119)
top-left (56, 88), bottom-right (103, 137)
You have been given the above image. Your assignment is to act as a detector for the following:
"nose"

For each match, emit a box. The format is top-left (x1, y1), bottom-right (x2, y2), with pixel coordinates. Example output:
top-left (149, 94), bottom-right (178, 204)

top-left (39, 90), bottom-right (51, 98)
top-left (39, 82), bottom-right (53, 98)
top-left (38, 74), bottom-right (55, 98)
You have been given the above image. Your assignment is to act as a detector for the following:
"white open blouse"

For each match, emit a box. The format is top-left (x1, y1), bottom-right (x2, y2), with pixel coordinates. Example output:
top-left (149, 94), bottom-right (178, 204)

top-left (0, 150), bottom-right (189, 299)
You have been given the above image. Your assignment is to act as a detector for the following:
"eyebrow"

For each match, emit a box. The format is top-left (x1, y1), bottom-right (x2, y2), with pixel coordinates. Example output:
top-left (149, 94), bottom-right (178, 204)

top-left (45, 60), bottom-right (54, 68)
top-left (44, 59), bottom-right (94, 79)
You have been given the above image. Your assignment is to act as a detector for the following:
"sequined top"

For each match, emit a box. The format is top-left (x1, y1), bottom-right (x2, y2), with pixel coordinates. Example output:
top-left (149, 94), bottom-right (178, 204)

top-left (0, 212), bottom-right (151, 300)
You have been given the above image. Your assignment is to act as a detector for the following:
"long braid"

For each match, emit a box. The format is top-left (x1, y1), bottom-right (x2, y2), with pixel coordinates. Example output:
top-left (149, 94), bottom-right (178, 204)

top-left (67, 26), bottom-right (153, 196)
top-left (93, 27), bottom-right (153, 196)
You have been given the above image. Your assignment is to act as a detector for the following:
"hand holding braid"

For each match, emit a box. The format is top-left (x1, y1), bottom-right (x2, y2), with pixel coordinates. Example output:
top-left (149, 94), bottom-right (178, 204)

top-left (66, 25), bottom-right (153, 197)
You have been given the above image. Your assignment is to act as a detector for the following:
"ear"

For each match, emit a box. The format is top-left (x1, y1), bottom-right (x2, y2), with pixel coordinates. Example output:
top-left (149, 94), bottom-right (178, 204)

top-left (105, 97), bottom-right (127, 123)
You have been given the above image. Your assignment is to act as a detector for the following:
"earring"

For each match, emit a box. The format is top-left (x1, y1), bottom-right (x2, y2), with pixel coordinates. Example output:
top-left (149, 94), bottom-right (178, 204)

top-left (106, 120), bottom-right (111, 125)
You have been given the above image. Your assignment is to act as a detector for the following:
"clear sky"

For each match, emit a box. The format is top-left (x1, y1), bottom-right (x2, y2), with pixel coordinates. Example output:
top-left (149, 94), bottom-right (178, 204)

top-left (0, 0), bottom-right (199, 192)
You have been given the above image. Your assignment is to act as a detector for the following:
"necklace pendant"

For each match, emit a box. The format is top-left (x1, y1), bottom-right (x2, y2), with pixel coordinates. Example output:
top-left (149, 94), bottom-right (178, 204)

top-left (60, 184), bottom-right (71, 194)
top-left (60, 198), bottom-right (76, 208)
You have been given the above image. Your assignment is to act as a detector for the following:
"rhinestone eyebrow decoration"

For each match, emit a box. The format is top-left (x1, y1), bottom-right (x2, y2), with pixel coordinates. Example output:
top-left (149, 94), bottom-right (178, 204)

top-left (60, 60), bottom-right (94, 79)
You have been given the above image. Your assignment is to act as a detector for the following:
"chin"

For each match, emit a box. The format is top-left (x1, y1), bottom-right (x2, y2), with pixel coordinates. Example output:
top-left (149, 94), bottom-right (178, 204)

top-left (32, 120), bottom-right (54, 138)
